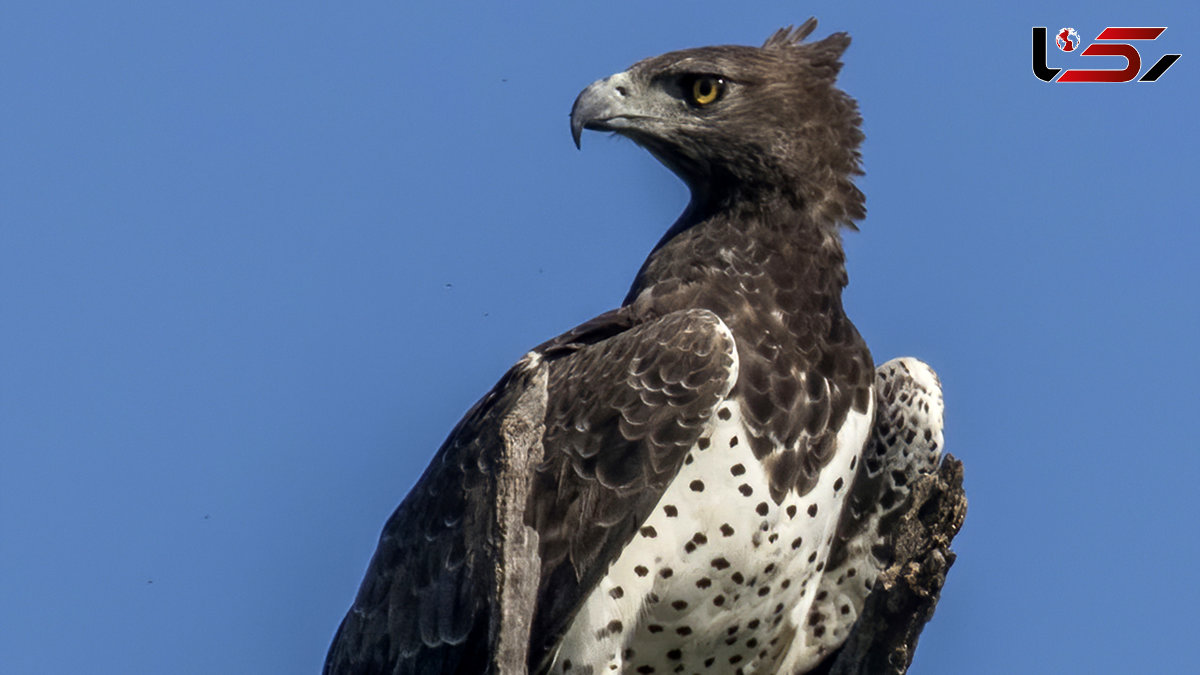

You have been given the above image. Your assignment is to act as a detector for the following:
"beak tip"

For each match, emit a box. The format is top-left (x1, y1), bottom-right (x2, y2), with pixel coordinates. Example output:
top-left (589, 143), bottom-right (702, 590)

top-left (570, 106), bottom-right (585, 150)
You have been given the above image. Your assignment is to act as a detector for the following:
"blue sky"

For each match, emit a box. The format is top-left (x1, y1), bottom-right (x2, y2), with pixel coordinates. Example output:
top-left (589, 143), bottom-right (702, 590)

top-left (2, 2), bottom-right (1196, 673)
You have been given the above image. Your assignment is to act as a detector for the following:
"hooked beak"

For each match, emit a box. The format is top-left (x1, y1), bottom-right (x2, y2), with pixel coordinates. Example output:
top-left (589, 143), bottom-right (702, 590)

top-left (570, 71), bottom-right (638, 149)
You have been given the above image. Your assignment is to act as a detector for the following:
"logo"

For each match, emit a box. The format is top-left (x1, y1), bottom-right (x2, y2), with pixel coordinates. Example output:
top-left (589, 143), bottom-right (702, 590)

top-left (1033, 26), bottom-right (1181, 82)
top-left (1056, 27), bottom-right (1081, 51)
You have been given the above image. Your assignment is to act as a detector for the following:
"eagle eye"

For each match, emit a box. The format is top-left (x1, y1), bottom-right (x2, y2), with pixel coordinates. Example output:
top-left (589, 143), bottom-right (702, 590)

top-left (685, 74), bottom-right (725, 107)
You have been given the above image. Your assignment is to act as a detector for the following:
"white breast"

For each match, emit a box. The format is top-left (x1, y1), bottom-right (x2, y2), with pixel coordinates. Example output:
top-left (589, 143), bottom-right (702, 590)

top-left (549, 394), bottom-right (873, 674)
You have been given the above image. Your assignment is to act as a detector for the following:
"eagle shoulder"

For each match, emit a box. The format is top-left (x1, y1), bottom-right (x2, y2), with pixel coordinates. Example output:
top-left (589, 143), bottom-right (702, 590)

top-left (325, 308), bottom-right (740, 674)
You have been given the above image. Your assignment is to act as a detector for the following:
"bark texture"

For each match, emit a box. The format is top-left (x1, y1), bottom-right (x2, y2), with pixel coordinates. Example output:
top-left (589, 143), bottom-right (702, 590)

top-left (817, 455), bottom-right (968, 675)
top-left (488, 356), bottom-right (548, 675)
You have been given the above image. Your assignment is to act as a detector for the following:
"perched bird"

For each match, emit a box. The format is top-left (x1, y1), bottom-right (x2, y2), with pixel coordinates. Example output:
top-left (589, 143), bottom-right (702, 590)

top-left (326, 19), bottom-right (944, 675)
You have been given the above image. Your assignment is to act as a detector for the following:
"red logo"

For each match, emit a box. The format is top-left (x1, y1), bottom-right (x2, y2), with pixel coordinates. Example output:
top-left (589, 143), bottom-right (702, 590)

top-left (1033, 26), bottom-right (1181, 82)
top-left (1056, 28), bottom-right (1081, 52)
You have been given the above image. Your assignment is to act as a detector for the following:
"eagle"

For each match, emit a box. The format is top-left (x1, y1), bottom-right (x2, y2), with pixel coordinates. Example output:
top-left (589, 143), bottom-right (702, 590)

top-left (326, 19), bottom-right (945, 675)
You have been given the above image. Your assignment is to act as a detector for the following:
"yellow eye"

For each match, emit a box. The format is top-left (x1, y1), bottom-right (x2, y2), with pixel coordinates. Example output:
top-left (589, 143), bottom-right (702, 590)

top-left (689, 75), bottom-right (724, 106)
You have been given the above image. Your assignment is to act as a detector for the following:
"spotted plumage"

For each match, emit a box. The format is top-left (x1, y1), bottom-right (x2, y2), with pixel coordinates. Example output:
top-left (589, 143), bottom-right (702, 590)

top-left (548, 396), bottom-right (871, 673)
top-left (788, 358), bottom-right (945, 671)
top-left (325, 18), bottom-right (944, 675)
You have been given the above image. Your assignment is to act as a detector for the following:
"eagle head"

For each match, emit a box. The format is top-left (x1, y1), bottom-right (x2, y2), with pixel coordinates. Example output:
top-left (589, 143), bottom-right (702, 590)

top-left (571, 18), bottom-right (864, 227)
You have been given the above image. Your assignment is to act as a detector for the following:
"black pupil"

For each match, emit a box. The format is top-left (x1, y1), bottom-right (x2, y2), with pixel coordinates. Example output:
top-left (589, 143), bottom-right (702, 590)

top-left (697, 79), bottom-right (713, 98)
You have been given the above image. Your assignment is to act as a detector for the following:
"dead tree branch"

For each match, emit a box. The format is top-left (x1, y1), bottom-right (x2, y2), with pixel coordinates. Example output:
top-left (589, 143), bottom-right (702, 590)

top-left (487, 356), bottom-right (548, 674)
top-left (818, 456), bottom-right (968, 675)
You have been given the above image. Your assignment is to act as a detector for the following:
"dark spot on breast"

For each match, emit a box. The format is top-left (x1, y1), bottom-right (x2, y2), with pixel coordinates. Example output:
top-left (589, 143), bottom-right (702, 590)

top-left (718, 408), bottom-right (732, 420)
top-left (689, 480), bottom-right (705, 492)
top-left (648, 624), bottom-right (663, 633)
top-left (720, 524), bottom-right (735, 537)
top-left (663, 505), bottom-right (678, 517)
top-left (713, 595), bottom-right (725, 606)
top-left (640, 526), bottom-right (657, 538)
top-left (756, 502), bottom-right (769, 516)
top-left (660, 568), bottom-right (673, 578)
top-left (698, 437), bottom-right (711, 450)
top-left (730, 463), bottom-right (746, 476)
top-left (711, 557), bottom-right (730, 570)
top-left (833, 477), bottom-right (844, 491)
top-left (731, 572), bottom-right (745, 584)
top-left (786, 505), bottom-right (797, 519)
top-left (607, 620), bottom-right (623, 634)
top-left (739, 484), bottom-right (754, 497)
top-left (807, 503), bottom-right (818, 517)
top-left (667, 649), bottom-right (682, 660)
top-left (634, 565), bottom-right (649, 577)
top-left (676, 626), bottom-right (692, 636)
top-left (609, 587), bottom-right (624, 599)
top-left (696, 577), bottom-right (712, 589)
top-left (729, 436), bottom-right (739, 447)
top-left (791, 536), bottom-right (803, 550)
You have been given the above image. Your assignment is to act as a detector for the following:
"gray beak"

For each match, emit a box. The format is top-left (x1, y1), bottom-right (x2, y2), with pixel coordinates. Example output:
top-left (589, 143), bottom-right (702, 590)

top-left (570, 71), bottom-right (635, 149)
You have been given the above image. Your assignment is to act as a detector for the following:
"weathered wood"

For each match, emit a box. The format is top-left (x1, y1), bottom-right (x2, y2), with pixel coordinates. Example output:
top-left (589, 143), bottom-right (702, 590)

top-left (488, 355), bottom-right (548, 675)
top-left (818, 455), bottom-right (968, 675)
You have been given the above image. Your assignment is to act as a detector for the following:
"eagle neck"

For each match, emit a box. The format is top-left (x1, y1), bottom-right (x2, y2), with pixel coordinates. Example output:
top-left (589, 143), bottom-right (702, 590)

top-left (624, 192), bottom-right (873, 500)
top-left (623, 195), bottom-right (850, 319)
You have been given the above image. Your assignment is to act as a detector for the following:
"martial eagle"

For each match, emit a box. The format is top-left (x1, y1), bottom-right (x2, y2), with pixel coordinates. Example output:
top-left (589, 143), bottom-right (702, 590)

top-left (326, 19), bottom-right (944, 674)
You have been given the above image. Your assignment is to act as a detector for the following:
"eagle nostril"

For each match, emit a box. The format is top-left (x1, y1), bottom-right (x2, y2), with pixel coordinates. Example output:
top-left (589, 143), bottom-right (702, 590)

top-left (615, 85), bottom-right (629, 97)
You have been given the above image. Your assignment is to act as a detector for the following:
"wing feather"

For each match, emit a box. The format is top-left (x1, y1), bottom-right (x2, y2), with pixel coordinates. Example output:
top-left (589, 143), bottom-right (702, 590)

top-left (324, 308), bottom-right (738, 674)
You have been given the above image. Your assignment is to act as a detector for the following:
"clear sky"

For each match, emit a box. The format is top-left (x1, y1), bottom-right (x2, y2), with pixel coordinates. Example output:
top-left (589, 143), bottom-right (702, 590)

top-left (2, 1), bottom-right (1197, 673)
